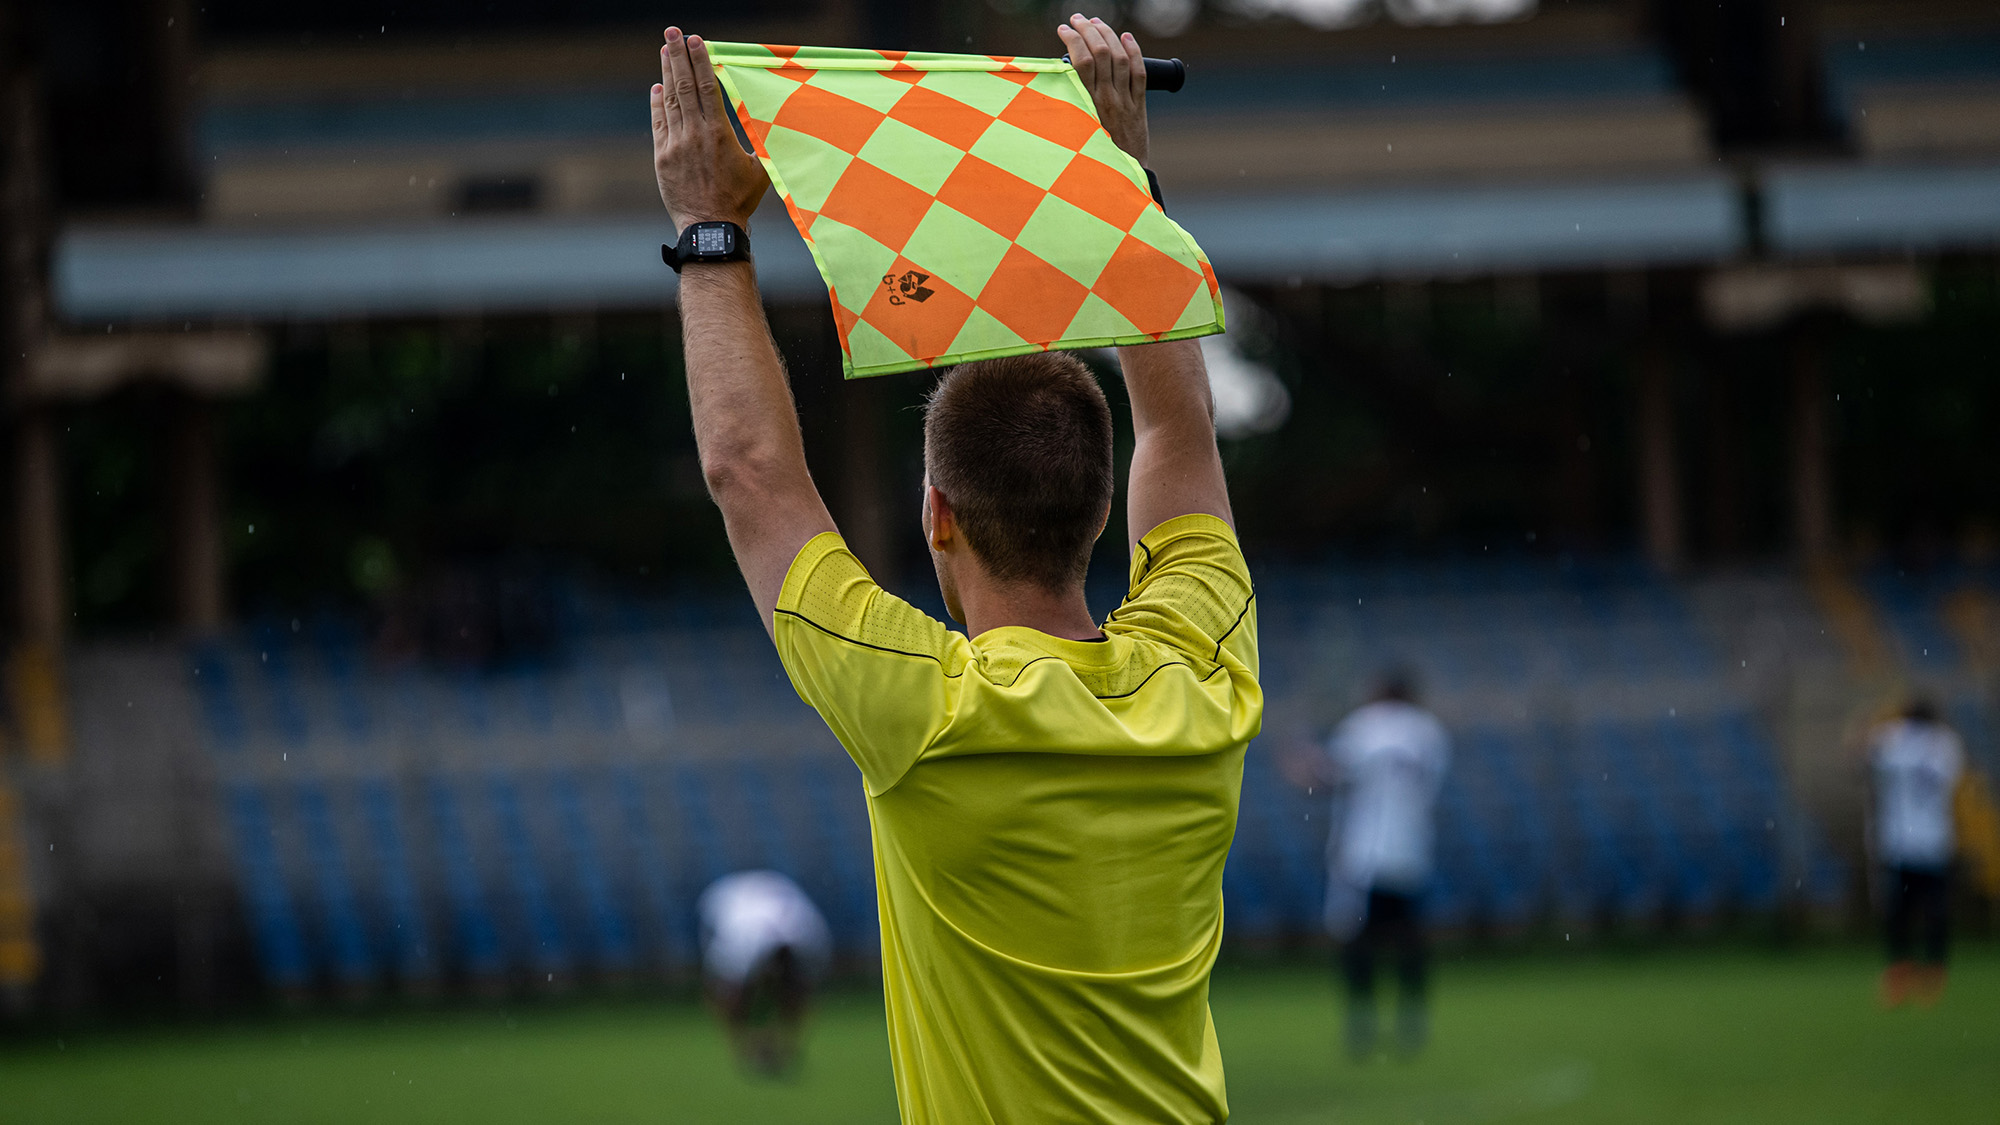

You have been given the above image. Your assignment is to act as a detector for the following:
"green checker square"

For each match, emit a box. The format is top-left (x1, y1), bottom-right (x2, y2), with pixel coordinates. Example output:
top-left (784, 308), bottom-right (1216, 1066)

top-left (845, 316), bottom-right (914, 370)
top-left (855, 118), bottom-right (967, 196)
top-left (967, 120), bottom-right (1077, 190)
top-left (762, 124), bottom-right (856, 212)
top-left (1077, 133), bottom-right (1150, 191)
top-left (808, 214), bottom-right (902, 302)
top-left (806, 68), bottom-right (911, 113)
top-left (1027, 70), bottom-right (1089, 107)
top-left (727, 65), bottom-right (807, 119)
top-left (1124, 205), bottom-right (1198, 259)
top-left (1012, 195), bottom-right (1127, 286)
top-left (916, 70), bottom-right (1027, 117)
top-left (1063, 292), bottom-right (1143, 341)
top-left (1173, 284), bottom-right (1223, 332)
top-left (944, 306), bottom-right (1029, 358)
top-left (901, 202), bottom-right (1014, 295)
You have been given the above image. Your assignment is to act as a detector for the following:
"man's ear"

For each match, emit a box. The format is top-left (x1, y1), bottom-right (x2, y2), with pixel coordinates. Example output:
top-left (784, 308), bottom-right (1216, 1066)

top-left (927, 484), bottom-right (955, 551)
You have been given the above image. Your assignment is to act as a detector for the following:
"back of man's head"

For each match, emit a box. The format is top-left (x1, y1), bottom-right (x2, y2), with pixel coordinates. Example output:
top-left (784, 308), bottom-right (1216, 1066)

top-left (924, 352), bottom-right (1114, 591)
top-left (1372, 668), bottom-right (1418, 705)
top-left (1904, 694), bottom-right (1941, 725)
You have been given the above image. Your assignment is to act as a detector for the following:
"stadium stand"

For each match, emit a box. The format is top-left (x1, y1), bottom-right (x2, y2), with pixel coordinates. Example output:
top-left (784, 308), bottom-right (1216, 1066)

top-left (160, 550), bottom-right (1920, 992)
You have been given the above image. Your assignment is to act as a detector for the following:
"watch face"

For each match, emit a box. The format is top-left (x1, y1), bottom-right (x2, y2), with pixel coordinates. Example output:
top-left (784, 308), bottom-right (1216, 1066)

top-left (693, 225), bottom-right (731, 256)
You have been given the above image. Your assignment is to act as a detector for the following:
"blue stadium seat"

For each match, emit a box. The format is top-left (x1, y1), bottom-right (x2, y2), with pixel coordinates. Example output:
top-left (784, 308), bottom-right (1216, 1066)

top-left (549, 769), bottom-right (637, 975)
top-left (293, 778), bottom-right (377, 988)
top-left (222, 780), bottom-right (313, 991)
top-left (608, 763), bottom-right (695, 972)
top-left (483, 772), bottom-right (572, 978)
top-left (421, 775), bottom-right (506, 979)
top-left (799, 757), bottom-right (878, 954)
top-left (354, 777), bottom-right (437, 985)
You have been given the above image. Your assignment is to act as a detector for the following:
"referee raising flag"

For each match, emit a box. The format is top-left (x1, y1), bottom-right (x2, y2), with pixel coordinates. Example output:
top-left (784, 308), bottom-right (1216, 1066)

top-left (651, 14), bottom-right (1259, 1124)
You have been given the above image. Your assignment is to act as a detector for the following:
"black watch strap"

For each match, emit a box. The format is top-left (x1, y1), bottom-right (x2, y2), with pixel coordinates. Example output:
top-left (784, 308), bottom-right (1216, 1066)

top-left (662, 221), bottom-right (751, 273)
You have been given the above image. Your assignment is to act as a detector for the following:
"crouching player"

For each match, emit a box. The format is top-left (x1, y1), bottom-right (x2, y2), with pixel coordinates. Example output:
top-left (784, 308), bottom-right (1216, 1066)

top-left (697, 870), bottom-right (833, 1075)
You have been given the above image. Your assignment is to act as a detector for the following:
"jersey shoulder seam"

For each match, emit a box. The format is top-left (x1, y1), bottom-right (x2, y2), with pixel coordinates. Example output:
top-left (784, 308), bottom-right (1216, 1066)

top-left (1212, 591), bottom-right (1257, 662)
top-left (774, 607), bottom-right (964, 678)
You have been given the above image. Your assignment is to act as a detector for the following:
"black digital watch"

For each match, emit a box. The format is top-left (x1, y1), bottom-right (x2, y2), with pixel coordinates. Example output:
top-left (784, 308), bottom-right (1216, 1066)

top-left (663, 221), bottom-right (751, 272)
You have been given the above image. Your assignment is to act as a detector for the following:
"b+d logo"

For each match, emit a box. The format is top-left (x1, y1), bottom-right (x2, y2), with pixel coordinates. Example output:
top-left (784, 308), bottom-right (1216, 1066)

top-left (885, 270), bottom-right (935, 305)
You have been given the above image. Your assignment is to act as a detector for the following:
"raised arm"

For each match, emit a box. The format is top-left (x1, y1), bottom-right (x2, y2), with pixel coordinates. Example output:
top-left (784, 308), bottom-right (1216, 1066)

top-left (1058, 16), bottom-right (1233, 548)
top-left (653, 28), bottom-right (836, 635)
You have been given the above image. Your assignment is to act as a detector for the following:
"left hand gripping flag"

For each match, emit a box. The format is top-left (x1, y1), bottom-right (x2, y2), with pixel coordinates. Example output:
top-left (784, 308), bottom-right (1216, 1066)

top-left (709, 44), bottom-right (1225, 379)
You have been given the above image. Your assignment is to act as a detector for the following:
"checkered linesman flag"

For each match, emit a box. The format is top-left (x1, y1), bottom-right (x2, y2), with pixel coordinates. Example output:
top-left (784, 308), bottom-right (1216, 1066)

top-left (709, 43), bottom-right (1226, 379)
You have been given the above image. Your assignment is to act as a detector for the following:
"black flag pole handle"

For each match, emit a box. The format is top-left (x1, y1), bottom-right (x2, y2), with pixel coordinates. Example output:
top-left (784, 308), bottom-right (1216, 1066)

top-left (1060, 55), bottom-right (1188, 93)
top-left (1142, 57), bottom-right (1187, 93)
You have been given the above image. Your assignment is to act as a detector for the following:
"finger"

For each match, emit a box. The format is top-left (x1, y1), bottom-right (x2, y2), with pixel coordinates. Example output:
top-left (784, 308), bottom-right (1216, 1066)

top-left (688, 35), bottom-right (728, 133)
top-left (661, 34), bottom-right (685, 134)
top-left (1075, 14), bottom-right (1113, 76)
top-left (1057, 22), bottom-right (1088, 77)
top-left (1060, 17), bottom-right (1093, 83)
top-left (666, 26), bottom-right (704, 124)
top-left (1120, 31), bottom-right (1146, 101)
top-left (650, 82), bottom-right (667, 143)
top-left (1093, 19), bottom-right (1130, 93)
top-left (1084, 19), bottom-right (1122, 99)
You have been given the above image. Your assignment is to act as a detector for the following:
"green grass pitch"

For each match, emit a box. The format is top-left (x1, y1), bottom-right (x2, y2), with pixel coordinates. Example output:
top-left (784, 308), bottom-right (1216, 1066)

top-left (4, 945), bottom-right (1995, 1123)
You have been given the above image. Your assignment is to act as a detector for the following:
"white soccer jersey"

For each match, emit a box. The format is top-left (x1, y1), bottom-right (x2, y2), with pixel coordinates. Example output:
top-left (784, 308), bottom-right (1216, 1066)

top-left (697, 870), bottom-right (833, 985)
top-left (1327, 700), bottom-right (1451, 892)
top-left (1870, 719), bottom-right (1965, 869)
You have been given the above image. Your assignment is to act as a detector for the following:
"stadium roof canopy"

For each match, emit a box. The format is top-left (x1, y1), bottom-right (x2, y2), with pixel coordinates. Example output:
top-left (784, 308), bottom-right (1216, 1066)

top-left (56, 174), bottom-right (1753, 323)
top-left (1764, 163), bottom-right (2000, 257)
top-left (57, 161), bottom-right (2000, 323)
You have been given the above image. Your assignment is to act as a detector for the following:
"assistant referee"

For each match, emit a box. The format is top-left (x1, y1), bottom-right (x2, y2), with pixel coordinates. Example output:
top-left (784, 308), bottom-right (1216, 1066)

top-left (651, 16), bottom-right (1260, 1122)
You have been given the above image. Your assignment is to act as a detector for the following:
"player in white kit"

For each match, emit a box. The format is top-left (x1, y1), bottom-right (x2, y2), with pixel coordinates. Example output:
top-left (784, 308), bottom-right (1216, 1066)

top-left (697, 870), bottom-right (833, 1074)
top-left (1320, 670), bottom-right (1450, 1059)
top-left (1866, 697), bottom-right (1964, 1007)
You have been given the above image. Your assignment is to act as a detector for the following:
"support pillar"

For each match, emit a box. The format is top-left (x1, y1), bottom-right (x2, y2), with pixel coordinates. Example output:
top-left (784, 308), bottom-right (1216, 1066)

top-left (839, 378), bottom-right (895, 588)
top-left (167, 395), bottom-right (224, 634)
top-left (1635, 341), bottom-right (1686, 574)
top-left (1790, 326), bottom-right (1835, 564)
top-left (10, 407), bottom-right (69, 761)
top-left (14, 408), bottom-right (65, 649)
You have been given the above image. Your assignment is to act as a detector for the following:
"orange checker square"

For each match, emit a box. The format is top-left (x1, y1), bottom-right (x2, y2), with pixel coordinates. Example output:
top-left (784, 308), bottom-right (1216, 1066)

top-left (757, 45), bottom-right (813, 83)
top-left (858, 257), bottom-right (979, 365)
top-left (975, 244), bottom-right (1092, 346)
top-left (816, 159), bottom-right (938, 253)
top-left (771, 82), bottom-right (889, 155)
top-left (1049, 155), bottom-right (1153, 232)
top-left (996, 86), bottom-right (1101, 152)
top-left (933, 154), bottom-right (1046, 241)
top-left (1090, 234), bottom-right (1207, 332)
top-left (889, 84), bottom-right (996, 151)
top-left (875, 50), bottom-right (925, 84)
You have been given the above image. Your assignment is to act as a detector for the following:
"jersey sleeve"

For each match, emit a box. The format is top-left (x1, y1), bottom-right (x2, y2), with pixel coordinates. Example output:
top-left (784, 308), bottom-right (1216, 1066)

top-left (1106, 513), bottom-right (1257, 676)
top-left (773, 532), bottom-right (965, 794)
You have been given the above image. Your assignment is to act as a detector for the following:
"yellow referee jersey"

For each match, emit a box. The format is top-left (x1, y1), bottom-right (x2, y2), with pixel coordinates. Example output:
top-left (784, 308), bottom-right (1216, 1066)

top-left (773, 513), bottom-right (1261, 1124)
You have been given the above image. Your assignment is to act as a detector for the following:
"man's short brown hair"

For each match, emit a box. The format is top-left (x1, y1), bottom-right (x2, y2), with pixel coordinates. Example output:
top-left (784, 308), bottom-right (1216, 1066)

top-left (924, 352), bottom-right (1114, 590)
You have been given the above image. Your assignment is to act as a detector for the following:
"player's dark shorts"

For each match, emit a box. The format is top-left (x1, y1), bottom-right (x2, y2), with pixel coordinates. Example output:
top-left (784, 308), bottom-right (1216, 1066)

top-left (1883, 863), bottom-right (1951, 965)
top-left (1343, 887), bottom-right (1427, 999)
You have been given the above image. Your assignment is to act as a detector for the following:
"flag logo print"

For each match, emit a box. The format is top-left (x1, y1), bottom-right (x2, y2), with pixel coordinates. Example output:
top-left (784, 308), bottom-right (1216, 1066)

top-left (709, 43), bottom-right (1226, 379)
top-left (886, 270), bottom-right (935, 305)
